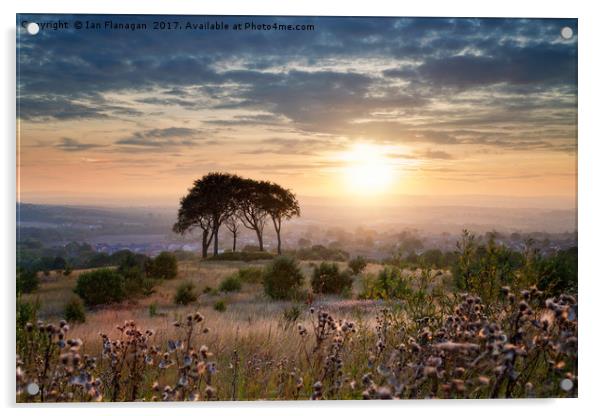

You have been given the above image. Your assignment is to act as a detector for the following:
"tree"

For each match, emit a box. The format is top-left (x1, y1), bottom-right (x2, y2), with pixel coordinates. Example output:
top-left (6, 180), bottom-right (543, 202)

top-left (265, 183), bottom-right (300, 255)
top-left (225, 217), bottom-right (240, 252)
top-left (236, 179), bottom-right (271, 251)
top-left (173, 173), bottom-right (241, 258)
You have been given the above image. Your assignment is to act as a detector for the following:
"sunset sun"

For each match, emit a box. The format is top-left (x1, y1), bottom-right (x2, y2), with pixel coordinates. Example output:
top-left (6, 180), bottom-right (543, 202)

top-left (342, 143), bottom-right (395, 194)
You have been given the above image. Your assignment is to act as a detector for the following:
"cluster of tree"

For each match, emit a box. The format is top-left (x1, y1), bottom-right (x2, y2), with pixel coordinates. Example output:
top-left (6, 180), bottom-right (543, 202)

top-left (173, 173), bottom-right (300, 257)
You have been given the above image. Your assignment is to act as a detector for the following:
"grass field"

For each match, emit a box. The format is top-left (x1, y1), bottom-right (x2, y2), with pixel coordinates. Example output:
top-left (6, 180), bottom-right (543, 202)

top-left (17, 259), bottom-right (577, 402)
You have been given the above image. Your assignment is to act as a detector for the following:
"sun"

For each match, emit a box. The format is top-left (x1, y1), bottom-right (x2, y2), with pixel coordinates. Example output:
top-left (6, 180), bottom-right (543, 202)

top-left (341, 143), bottom-right (395, 194)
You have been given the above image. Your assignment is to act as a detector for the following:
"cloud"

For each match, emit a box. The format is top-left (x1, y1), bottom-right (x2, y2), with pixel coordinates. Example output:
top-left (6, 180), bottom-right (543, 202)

top-left (54, 137), bottom-right (106, 152)
top-left (115, 127), bottom-right (204, 149)
top-left (17, 15), bottom-right (577, 156)
top-left (414, 43), bottom-right (577, 88)
top-left (419, 149), bottom-right (455, 160)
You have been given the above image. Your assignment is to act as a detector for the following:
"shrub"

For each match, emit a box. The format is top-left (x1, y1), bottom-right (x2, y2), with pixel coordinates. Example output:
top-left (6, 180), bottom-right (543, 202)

top-left (147, 251), bottom-right (178, 280)
top-left (116, 251), bottom-right (149, 274)
top-left (16, 297), bottom-right (39, 328)
top-left (348, 256), bottom-right (368, 275)
top-left (359, 267), bottom-right (412, 300)
top-left (219, 275), bottom-right (242, 292)
top-left (295, 244), bottom-right (349, 261)
top-left (213, 300), bottom-right (227, 312)
top-left (311, 262), bottom-right (353, 294)
top-left (74, 269), bottom-right (125, 306)
top-left (120, 266), bottom-right (158, 298)
top-left (208, 251), bottom-right (274, 262)
top-left (263, 256), bottom-right (304, 300)
top-left (174, 281), bottom-right (197, 305)
top-left (202, 285), bottom-right (214, 294)
top-left (237, 267), bottom-right (263, 284)
top-left (16, 269), bottom-right (39, 294)
top-left (64, 297), bottom-right (86, 323)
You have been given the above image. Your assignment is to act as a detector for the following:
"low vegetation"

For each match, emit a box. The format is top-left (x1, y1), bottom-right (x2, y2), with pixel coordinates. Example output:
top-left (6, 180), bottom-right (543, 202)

top-left (311, 262), bottom-right (353, 295)
top-left (262, 256), bottom-right (304, 300)
top-left (15, 229), bottom-right (578, 402)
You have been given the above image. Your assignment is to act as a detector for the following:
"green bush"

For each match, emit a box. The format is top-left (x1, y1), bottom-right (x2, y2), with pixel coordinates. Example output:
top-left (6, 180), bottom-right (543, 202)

top-left (64, 297), bottom-right (86, 323)
top-left (311, 262), bottom-right (353, 294)
top-left (16, 298), bottom-right (40, 328)
top-left (74, 269), bottom-right (125, 306)
top-left (237, 267), bottom-right (263, 284)
top-left (219, 275), bottom-right (242, 292)
top-left (359, 267), bottom-right (412, 300)
top-left (147, 251), bottom-right (178, 279)
top-left (16, 269), bottom-right (39, 294)
top-left (348, 256), bottom-right (368, 275)
top-left (263, 256), bottom-right (304, 300)
top-left (174, 281), bottom-right (197, 305)
top-left (213, 300), bottom-right (227, 312)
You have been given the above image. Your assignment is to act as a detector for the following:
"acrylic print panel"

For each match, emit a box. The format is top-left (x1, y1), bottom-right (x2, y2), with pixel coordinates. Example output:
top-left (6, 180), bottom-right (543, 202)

top-left (16, 15), bottom-right (577, 402)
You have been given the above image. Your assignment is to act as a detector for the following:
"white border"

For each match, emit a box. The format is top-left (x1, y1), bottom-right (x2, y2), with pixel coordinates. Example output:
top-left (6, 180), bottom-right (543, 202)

top-left (2, 1), bottom-right (601, 415)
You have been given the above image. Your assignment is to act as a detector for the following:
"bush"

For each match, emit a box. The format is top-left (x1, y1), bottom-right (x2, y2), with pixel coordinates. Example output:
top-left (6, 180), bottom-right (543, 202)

top-left (295, 244), bottom-right (349, 261)
top-left (359, 267), bottom-right (412, 300)
top-left (74, 269), bottom-right (125, 306)
top-left (174, 281), bottom-right (197, 305)
top-left (147, 251), bottom-right (178, 280)
top-left (237, 267), bottom-right (263, 284)
top-left (64, 297), bottom-right (86, 323)
top-left (208, 251), bottom-right (274, 262)
top-left (311, 262), bottom-right (353, 294)
top-left (16, 269), bottom-right (39, 294)
top-left (263, 256), bottom-right (304, 300)
top-left (213, 300), bottom-right (227, 312)
top-left (348, 256), bottom-right (368, 275)
top-left (219, 275), bottom-right (242, 292)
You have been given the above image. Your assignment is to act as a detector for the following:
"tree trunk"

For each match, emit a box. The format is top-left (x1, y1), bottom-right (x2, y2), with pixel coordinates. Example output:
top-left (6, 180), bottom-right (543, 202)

top-left (213, 225), bottom-right (219, 256)
top-left (256, 229), bottom-right (264, 251)
top-left (232, 233), bottom-right (237, 252)
top-left (276, 231), bottom-right (282, 255)
top-left (201, 229), bottom-right (209, 258)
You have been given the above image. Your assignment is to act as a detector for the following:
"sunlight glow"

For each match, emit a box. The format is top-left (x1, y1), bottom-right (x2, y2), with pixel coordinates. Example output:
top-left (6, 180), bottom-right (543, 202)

top-left (341, 143), bottom-right (396, 194)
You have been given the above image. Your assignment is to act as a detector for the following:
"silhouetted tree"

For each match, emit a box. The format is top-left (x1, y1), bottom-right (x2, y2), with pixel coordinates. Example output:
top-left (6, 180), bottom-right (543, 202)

top-left (173, 173), bottom-right (240, 258)
top-left (225, 217), bottom-right (240, 252)
top-left (265, 183), bottom-right (300, 255)
top-left (236, 179), bottom-right (271, 251)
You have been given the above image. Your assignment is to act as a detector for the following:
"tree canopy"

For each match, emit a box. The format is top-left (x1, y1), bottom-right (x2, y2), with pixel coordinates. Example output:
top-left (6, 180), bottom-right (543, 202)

top-left (173, 173), bottom-right (300, 257)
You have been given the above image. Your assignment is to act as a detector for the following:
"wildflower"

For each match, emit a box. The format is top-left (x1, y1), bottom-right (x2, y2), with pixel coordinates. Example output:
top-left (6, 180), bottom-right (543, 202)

top-left (376, 386), bottom-right (392, 399)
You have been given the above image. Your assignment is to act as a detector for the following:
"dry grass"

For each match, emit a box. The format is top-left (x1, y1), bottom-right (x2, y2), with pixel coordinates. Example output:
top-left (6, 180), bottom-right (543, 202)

top-left (16, 260), bottom-right (577, 402)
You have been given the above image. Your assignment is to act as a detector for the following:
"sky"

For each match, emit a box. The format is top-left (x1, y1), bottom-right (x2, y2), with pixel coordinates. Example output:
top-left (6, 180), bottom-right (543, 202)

top-left (17, 15), bottom-right (577, 208)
